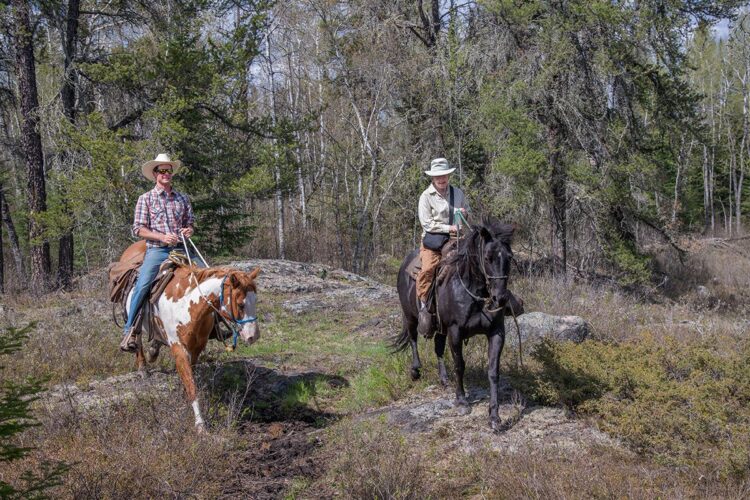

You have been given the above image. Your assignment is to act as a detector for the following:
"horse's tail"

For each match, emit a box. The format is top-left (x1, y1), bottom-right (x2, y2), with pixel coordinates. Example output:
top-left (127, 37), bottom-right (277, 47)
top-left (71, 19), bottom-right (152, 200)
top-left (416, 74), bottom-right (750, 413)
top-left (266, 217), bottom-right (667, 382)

top-left (390, 325), bottom-right (410, 353)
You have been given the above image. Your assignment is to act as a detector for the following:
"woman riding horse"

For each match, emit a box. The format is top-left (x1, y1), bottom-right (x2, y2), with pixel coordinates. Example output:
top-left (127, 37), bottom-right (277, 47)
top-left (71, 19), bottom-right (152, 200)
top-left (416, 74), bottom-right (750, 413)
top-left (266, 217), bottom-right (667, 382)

top-left (416, 158), bottom-right (469, 338)
top-left (396, 218), bottom-right (523, 431)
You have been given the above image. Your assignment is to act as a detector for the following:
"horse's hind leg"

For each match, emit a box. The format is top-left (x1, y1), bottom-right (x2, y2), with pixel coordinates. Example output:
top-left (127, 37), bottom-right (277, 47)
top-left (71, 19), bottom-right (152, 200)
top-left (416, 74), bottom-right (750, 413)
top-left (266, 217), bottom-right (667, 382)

top-left (405, 319), bottom-right (422, 380)
top-left (434, 334), bottom-right (450, 387)
top-left (171, 343), bottom-right (205, 432)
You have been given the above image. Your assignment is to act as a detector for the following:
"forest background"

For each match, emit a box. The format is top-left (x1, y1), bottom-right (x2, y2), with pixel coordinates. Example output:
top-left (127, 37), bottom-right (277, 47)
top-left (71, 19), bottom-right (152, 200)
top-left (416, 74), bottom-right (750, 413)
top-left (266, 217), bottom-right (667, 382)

top-left (0, 0), bottom-right (749, 295)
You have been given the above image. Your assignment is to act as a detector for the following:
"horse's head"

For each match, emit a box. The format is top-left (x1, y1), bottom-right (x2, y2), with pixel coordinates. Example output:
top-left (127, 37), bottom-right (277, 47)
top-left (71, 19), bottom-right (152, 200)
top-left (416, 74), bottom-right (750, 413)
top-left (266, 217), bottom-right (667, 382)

top-left (478, 220), bottom-right (515, 310)
top-left (221, 268), bottom-right (261, 345)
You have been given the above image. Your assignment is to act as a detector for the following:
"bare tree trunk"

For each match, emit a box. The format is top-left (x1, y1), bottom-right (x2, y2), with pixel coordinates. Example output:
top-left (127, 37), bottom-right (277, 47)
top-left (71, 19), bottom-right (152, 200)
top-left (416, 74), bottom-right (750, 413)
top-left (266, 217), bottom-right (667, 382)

top-left (736, 67), bottom-right (748, 235)
top-left (702, 144), bottom-right (715, 234)
top-left (57, 0), bottom-right (80, 290)
top-left (0, 190), bottom-right (25, 279)
top-left (12, 0), bottom-right (51, 295)
top-left (548, 124), bottom-right (566, 277)
top-left (0, 183), bottom-right (4, 294)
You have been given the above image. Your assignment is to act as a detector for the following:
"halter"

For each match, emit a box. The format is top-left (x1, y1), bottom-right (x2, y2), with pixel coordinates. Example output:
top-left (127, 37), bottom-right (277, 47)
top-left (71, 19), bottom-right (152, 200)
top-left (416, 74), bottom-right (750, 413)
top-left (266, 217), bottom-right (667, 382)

top-left (217, 274), bottom-right (258, 348)
top-left (451, 228), bottom-right (524, 366)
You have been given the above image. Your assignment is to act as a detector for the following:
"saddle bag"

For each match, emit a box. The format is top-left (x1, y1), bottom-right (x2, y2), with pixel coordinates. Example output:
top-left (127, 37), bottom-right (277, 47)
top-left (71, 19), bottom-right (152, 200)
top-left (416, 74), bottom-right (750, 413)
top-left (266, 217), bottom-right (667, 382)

top-left (422, 232), bottom-right (450, 251)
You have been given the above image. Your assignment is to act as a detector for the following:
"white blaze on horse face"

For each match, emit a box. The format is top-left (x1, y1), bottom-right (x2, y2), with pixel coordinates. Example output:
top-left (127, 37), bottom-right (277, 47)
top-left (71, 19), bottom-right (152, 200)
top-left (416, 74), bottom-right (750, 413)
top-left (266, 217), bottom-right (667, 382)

top-left (239, 291), bottom-right (259, 344)
top-left (156, 277), bottom-right (225, 346)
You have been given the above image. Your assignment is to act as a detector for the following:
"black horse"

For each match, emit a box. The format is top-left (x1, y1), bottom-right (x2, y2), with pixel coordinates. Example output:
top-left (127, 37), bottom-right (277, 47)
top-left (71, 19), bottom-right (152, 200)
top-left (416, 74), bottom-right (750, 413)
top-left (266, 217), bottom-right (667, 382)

top-left (394, 218), bottom-right (522, 430)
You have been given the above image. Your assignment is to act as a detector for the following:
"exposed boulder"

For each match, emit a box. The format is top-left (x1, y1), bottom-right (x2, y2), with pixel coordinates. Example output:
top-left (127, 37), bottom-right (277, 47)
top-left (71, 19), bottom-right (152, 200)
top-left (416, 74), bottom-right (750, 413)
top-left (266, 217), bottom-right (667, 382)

top-left (504, 311), bottom-right (589, 348)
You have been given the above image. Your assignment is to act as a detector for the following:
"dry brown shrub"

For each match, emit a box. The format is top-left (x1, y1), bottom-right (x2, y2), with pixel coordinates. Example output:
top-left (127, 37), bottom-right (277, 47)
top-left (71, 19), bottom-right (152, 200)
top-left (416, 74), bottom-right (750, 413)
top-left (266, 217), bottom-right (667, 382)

top-left (1, 290), bottom-right (143, 385)
top-left (328, 418), bottom-right (435, 499)
top-left (652, 238), bottom-right (750, 313)
top-left (3, 393), bottom-right (239, 499)
top-left (448, 446), bottom-right (750, 499)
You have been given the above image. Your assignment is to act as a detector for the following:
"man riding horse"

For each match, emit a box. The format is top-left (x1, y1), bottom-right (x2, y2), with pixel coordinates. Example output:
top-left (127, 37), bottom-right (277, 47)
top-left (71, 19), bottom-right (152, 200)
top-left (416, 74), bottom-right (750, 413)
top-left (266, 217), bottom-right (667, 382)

top-left (416, 158), bottom-right (469, 338)
top-left (120, 153), bottom-right (203, 352)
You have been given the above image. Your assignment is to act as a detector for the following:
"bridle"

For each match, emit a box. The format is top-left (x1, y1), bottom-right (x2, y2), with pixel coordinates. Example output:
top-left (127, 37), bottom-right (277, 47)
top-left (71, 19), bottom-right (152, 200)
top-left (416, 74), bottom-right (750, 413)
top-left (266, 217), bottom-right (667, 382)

top-left (177, 233), bottom-right (257, 350)
top-left (216, 274), bottom-right (258, 349)
top-left (453, 233), bottom-right (524, 366)
top-left (456, 237), bottom-right (509, 312)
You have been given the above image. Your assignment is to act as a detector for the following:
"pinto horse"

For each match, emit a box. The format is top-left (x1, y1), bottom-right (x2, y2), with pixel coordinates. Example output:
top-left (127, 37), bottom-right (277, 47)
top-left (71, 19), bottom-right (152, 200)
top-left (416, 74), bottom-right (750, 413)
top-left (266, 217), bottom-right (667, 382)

top-left (117, 242), bottom-right (261, 431)
top-left (394, 218), bottom-right (521, 430)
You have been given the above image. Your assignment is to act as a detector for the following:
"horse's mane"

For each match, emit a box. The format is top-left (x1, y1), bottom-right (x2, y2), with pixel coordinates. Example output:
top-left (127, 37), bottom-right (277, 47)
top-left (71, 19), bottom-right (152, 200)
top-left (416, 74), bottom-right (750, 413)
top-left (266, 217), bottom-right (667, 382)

top-left (187, 266), bottom-right (260, 292)
top-left (444, 217), bottom-right (514, 282)
top-left (192, 266), bottom-right (234, 281)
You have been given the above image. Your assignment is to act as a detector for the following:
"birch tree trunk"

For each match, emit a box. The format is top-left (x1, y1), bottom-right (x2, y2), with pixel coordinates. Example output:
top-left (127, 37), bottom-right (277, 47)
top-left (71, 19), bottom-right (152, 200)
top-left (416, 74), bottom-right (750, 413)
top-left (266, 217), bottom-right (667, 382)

top-left (266, 24), bottom-right (285, 259)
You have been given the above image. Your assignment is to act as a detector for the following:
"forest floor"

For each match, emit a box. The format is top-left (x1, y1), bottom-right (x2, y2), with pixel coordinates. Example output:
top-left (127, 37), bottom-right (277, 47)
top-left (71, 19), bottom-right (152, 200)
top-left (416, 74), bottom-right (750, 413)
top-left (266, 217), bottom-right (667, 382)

top-left (3, 240), bottom-right (750, 498)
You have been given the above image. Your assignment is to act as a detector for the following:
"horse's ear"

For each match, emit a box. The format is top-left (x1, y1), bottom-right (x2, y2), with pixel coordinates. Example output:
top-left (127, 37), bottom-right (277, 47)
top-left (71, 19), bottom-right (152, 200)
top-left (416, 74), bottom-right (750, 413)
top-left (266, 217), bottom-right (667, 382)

top-left (228, 272), bottom-right (240, 287)
top-left (247, 267), bottom-right (261, 281)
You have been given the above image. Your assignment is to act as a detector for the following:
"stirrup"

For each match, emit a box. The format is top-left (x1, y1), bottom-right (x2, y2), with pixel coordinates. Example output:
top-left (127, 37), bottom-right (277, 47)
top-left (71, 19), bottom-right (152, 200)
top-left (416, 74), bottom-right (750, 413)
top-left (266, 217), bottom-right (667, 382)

top-left (120, 327), bottom-right (140, 352)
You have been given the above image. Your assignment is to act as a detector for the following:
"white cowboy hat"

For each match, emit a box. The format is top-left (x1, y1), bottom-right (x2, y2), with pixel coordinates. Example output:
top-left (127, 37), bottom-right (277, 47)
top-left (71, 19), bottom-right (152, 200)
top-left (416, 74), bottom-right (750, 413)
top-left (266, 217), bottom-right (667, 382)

top-left (424, 157), bottom-right (456, 176)
top-left (141, 153), bottom-right (183, 181)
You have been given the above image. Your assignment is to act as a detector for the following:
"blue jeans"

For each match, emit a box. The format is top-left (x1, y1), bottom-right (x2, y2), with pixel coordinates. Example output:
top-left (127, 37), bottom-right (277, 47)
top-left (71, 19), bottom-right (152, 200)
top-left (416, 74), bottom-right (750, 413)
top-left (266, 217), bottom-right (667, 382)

top-left (123, 245), bottom-right (206, 334)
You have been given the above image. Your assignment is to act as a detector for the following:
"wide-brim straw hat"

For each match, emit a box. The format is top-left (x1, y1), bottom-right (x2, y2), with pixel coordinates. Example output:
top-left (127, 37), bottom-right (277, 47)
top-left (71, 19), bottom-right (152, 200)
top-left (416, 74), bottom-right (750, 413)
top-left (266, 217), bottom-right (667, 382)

top-left (424, 157), bottom-right (456, 176)
top-left (141, 153), bottom-right (183, 181)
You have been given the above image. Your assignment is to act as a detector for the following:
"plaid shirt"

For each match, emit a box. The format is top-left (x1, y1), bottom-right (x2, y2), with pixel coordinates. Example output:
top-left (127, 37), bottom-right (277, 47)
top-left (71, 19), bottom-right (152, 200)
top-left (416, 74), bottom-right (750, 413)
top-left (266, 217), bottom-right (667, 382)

top-left (132, 186), bottom-right (195, 248)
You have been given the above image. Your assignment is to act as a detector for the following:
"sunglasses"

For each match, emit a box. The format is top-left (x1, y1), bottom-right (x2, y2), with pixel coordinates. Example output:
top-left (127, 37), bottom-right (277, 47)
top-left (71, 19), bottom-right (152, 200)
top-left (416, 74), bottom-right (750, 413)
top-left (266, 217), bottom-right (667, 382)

top-left (154, 168), bottom-right (173, 175)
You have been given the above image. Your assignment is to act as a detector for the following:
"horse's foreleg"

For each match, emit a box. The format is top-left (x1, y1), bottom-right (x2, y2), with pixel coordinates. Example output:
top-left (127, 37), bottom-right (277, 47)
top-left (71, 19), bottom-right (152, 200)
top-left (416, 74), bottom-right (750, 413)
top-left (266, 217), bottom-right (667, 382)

top-left (434, 333), bottom-right (449, 387)
top-left (487, 333), bottom-right (505, 431)
top-left (135, 343), bottom-right (148, 377)
top-left (171, 343), bottom-right (205, 432)
top-left (448, 329), bottom-right (469, 414)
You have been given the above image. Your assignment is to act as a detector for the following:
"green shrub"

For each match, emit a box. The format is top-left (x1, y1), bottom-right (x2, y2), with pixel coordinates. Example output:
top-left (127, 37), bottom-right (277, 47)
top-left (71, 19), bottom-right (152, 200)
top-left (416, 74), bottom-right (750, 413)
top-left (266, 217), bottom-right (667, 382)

top-left (509, 334), bottom-right (750, 479)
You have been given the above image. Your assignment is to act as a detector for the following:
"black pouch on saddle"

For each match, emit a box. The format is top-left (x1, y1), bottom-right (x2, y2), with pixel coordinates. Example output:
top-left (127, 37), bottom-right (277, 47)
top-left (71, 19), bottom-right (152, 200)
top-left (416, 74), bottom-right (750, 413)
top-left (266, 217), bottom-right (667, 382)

top-left (423, 232), bottom-right (450, 251)
top-left (422, 186), bottom-right (454, 251)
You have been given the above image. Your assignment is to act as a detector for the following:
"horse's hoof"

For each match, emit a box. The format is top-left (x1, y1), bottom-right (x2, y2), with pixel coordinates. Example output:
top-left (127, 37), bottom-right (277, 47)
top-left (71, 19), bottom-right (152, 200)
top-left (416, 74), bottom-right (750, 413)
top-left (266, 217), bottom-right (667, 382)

top-left (410, 368), bottom-right (421, 381)
top-left (195, 422), bottom-right (206, 434)
top-left (455, 404), bottom-right (471, 416)
top-left (138, 368), bottom-right (151, 379)
top-left (439, 377), bottom-right (449, 387)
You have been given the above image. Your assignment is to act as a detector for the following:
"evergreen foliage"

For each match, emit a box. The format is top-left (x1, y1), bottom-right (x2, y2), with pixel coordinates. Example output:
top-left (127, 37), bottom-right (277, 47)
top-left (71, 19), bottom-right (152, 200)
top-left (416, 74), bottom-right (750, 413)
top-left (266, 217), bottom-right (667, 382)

top-left (0, 0), bottom-right (747, 288)
top-left (0, 324), bottom-right (67, 498)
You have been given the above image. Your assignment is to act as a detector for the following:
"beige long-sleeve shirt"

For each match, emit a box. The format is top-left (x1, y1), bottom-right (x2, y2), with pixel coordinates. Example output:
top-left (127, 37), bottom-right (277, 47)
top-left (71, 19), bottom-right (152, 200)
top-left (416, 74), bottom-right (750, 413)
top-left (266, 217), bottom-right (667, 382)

top-left (418, 183), bottom-right (469, 237)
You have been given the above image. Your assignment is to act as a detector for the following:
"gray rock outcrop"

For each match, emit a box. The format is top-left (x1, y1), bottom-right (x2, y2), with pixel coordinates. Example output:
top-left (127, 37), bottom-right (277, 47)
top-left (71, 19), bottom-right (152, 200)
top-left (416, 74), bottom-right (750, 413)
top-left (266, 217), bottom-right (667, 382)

top-left (504, 311), bottom-right (589, 349)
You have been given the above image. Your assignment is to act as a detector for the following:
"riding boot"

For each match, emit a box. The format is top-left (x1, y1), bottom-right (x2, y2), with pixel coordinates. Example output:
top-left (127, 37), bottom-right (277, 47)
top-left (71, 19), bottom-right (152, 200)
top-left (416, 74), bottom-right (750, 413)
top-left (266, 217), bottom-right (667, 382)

top-left (417, 300), bottom-right (434, 339)
top-left (120, 326), bottom-right (139, 353)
